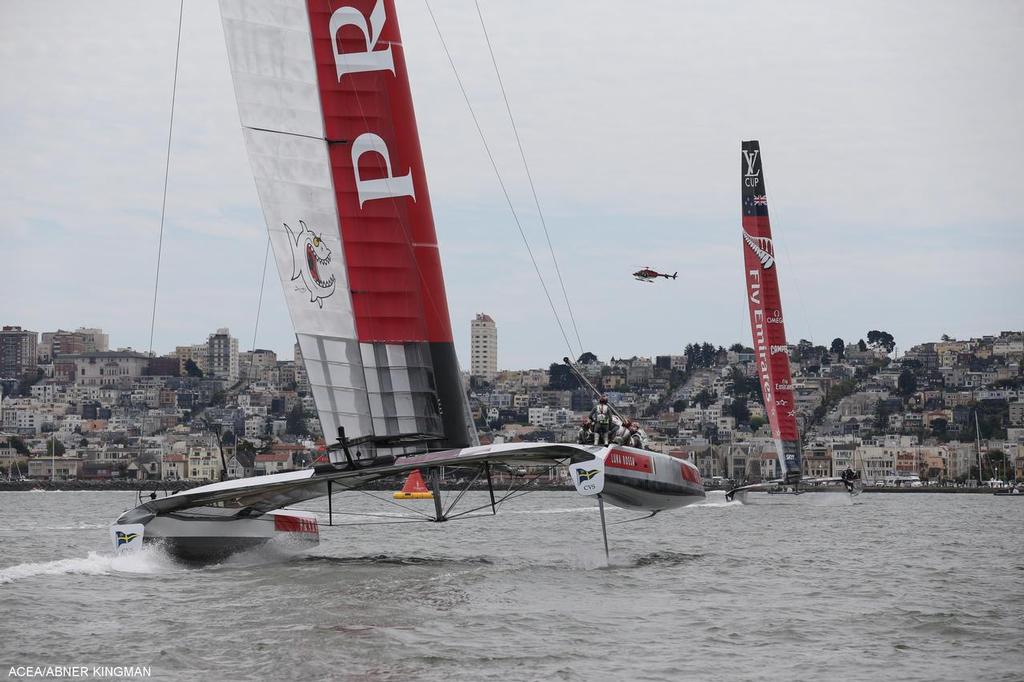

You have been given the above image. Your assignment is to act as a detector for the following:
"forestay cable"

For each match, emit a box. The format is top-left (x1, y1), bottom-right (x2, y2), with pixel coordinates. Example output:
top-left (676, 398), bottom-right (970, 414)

top-left (424, 0), bottom-right (577, 359)
top-left (473, 0), bottom-right (585, 358)
top-left (147, 0), bottom-right (184, 357)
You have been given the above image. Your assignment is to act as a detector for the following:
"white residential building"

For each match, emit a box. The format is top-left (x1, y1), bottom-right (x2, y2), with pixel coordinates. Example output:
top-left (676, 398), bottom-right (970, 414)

top-left (207, 328), bottom-right (239, 383)
top-left (470, 314), bottom-right (497, 382)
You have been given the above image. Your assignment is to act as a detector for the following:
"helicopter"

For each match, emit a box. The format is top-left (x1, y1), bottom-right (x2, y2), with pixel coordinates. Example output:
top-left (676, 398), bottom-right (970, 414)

top-left (632, 267), bottom-right (678, 283)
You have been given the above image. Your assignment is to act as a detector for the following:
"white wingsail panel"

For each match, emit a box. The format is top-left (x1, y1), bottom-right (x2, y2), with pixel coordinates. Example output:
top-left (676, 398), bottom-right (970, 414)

top-left (220, 0), bottom-right (475, 454)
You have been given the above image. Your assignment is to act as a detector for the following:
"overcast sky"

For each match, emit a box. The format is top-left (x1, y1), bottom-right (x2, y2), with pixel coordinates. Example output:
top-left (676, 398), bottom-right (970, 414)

top-left (2, 1), bottom-right (1021, 369)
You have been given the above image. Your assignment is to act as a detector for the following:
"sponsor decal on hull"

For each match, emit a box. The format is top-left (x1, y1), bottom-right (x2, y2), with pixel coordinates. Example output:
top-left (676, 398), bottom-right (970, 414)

top-left (606, 448), bottom-right (654, 474)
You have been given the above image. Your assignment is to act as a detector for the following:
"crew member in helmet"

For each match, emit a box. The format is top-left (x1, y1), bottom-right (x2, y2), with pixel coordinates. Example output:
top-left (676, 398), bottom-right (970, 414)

top-left (589, 395), bottom-right (614, 445)
top-left (576, 419), bottom-right (594, 445)
top-left (617, 420), bottom-right (643, 448)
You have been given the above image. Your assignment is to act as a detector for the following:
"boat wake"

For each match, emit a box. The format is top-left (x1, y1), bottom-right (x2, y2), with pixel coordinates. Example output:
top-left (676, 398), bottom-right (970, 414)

top-left (297, 554), bottom-right (494, 567)
top-left (691, 490), bottom-right (742, 508)
top-left (0, 545), bottom-right (179, 584)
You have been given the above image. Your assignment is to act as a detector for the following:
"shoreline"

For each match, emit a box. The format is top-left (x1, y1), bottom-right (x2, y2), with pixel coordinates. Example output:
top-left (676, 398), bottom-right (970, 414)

top-left (0, 480), bottom-right (1012, 494)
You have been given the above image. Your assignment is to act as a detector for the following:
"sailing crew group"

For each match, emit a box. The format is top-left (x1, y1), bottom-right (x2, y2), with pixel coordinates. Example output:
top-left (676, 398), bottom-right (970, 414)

top-left (578, 395), bottom-right (645, 448)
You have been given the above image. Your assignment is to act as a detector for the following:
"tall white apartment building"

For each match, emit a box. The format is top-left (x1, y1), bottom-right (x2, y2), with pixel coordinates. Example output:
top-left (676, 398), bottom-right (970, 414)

top-left (207, 328), bottom-right (239, 382)
top-left (470, 314), bottom-right (497, 382)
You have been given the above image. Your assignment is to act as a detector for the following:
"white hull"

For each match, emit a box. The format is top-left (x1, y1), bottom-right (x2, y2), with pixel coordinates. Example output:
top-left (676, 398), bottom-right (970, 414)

top-left (113, 508), bottom-right (319, 562)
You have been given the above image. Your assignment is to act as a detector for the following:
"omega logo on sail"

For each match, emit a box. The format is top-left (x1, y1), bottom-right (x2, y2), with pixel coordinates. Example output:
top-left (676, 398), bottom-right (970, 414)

top-left (330, 1), bottom-right (416, 208)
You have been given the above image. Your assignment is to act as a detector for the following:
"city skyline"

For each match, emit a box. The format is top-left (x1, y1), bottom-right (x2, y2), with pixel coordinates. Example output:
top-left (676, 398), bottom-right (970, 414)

top-left (2, 1), bottom-right (1022, 368)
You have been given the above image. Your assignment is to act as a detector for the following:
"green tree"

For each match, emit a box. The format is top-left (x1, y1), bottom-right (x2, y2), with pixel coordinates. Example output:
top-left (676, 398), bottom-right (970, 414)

top-left (726, 398), bottom-right (751, 425)
top-left (897, 370), bottom-right (917, 397)
top-left (672, 399), bottom-right (688, 412)
top-left (867, 330), bottom-right (896, 354)
top-left (8, 436), bottom-right (29, 455)
top-left (577, 352), bottom-right (598, 365)
top-left (46, 439), bottom-right (66, 457)
top-left (693, 389), bottom-right (717, 410)
top-left (286, 403), bottom-right (308, 436)
top-left (548, 363), bottom-right (577, 390)
top-left (729, 343), bottom-right (746, 353)
top-left (830, 338), bottom-right (845, 357)
top-left (857, 339), bottom-right (868, 352)
top-left (749, 416), bottom-right (766, 431)
top-left (185, 359), bottom-right (204, 378)
top-left (873, 400), bottom-right (892, 431)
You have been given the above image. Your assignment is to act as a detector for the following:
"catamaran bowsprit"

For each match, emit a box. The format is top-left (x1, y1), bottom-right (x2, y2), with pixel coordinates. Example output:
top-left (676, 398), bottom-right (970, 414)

top-left (725, 142), bottom-right (861, 505)
top-left (110, 0), bottom-right (705, 561)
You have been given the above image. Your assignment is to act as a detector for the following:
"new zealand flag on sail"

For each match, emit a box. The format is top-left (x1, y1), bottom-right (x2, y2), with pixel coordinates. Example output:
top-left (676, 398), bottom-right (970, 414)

top-left (741, 141), bottom-right (769, 218)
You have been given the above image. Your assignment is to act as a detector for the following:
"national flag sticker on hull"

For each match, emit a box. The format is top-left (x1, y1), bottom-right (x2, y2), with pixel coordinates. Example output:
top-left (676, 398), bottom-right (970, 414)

top-left (110, 524), bottom-right (145, 553)
top-left (569, 459), bottom-right (605, 496)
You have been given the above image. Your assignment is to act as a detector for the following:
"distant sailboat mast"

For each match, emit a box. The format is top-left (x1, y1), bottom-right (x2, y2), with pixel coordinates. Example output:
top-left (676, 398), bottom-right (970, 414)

top-left (740, 141), bottom-right (802, 484)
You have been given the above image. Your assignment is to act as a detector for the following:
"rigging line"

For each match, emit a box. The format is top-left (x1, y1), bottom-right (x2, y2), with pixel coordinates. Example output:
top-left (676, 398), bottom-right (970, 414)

top-left (245, 234), bottom-right (272, 383)
top-left (352, 487), bottom-right (437, 519)
top-left (423, 0), bottom-right (576, 359)
top-left (147, 0), bottom-right (184, 358)
top-left (473, 0), bottom-right (584, 357)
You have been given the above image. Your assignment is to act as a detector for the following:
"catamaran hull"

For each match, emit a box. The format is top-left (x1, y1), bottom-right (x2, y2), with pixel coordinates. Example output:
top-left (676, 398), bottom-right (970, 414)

top-left (112, 508), bottom-right (319, 562)
top-left (590, 446), bottom-right (706, 511)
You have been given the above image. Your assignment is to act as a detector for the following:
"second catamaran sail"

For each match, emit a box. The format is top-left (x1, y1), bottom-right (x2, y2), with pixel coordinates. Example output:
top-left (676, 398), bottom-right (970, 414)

top-left (220, 0), bottom-right (474, 457)
top-left (740, 141), bottom-right (801, 484)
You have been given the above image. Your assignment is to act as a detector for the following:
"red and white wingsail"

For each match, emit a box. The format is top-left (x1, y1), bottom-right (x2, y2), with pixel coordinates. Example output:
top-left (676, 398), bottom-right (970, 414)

top-left (740, 141), bottom-right (801, 483)
top-left (220, 0), bottom-right (475, 456)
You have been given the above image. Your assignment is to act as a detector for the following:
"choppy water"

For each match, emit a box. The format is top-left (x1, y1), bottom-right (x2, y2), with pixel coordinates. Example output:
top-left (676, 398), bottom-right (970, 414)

top-left (1, 490), bottom-right (1022, 681)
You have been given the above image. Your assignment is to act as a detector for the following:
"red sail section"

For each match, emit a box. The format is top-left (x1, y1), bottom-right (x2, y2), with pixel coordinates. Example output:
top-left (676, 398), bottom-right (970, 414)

top-left (307, 0), bottom-right (453, 344)
top-left (740, 141), bottom-right (801, 482)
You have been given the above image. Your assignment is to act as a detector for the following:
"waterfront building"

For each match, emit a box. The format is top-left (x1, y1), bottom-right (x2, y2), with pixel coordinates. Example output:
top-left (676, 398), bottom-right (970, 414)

top-left (0, 326), bottom-right (38, 379)
top-left (207, 329), bottom-right (239, 383)
top-left (470, 314), bottom-right (497, 382)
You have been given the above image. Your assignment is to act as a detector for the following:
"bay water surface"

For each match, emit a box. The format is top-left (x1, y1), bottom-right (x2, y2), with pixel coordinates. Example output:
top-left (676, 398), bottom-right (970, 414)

top-left (1, 490), bottom-right (1021, 680)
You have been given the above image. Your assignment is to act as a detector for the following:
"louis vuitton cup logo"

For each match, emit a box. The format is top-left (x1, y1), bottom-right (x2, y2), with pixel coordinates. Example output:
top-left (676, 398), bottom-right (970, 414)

top-left (743, 148), bottom-right (761, 187)
top-left (285, 221), bottom-right (337, 309)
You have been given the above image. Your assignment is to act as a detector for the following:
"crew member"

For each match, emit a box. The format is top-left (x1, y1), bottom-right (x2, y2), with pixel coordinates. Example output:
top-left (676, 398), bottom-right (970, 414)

top-left (590, 395), bottom-right (613, 446)
top-left (618, 420), bottom-right (643, 448)
top-left (576, 419), bottom-right (593, 445)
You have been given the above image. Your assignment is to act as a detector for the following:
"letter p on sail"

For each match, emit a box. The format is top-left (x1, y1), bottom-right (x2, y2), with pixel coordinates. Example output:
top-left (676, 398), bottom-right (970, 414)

top-left (351, 133), bottom-right (415, 207)
top-left (569, 459), bottom-right (605, 496)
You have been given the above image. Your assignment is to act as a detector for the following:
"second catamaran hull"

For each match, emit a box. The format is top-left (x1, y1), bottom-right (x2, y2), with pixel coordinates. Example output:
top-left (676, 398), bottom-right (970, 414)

top-left (113, 508), bottom-right (319, 562)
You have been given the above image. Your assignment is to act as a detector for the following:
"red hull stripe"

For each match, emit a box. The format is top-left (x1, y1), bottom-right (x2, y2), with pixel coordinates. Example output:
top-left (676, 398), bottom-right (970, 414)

top-left (274, 515), bottom-right (320, 534)
top-left (680, 464), bottom-right (701, 485)
top-left (606, 449), bottom-right (654, 474)
top-left (307, 0), bottom-right (454, 344)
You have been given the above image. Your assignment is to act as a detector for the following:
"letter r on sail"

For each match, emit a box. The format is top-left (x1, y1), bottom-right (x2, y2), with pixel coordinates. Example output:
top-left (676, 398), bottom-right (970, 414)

top-left (330, 0), bottom-right (395, 81)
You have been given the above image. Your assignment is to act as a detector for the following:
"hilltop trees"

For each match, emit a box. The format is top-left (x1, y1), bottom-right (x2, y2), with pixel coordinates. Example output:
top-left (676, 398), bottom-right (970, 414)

top-left (830, 338), bottom-right (845, 357)
top-left (866, 330), bottom-right (896, 354)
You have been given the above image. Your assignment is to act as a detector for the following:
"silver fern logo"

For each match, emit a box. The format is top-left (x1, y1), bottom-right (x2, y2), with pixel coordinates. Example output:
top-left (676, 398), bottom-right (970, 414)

top-left (742, 230), bottom-right (775, 269)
